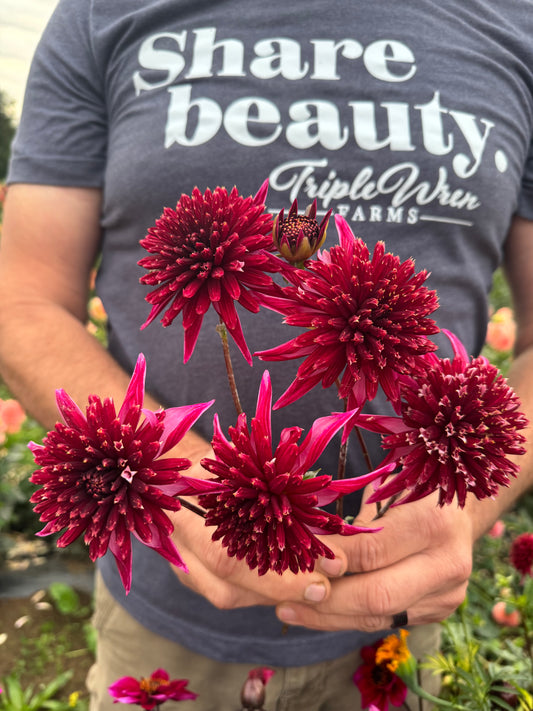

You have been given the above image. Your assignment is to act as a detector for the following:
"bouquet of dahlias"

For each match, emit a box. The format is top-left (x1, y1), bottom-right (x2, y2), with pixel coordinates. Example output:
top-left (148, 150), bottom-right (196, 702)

top-left (29, 179), bottom-right (528, 599)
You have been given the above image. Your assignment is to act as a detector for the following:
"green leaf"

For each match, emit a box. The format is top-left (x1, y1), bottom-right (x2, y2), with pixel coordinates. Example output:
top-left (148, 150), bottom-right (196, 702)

top-left (48, 583), bottom-right (80, 616)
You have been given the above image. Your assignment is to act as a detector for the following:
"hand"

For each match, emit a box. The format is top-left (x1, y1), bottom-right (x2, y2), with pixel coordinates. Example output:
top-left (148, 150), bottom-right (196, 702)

top-left (275, 491), bottom-right (474, 632)
top-left (166, 459), bottom-right (341, 610)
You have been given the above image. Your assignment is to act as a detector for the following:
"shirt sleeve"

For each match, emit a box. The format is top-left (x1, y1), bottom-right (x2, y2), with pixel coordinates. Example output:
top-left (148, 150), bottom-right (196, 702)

top-left (7, 0), bottom-right (107, 188)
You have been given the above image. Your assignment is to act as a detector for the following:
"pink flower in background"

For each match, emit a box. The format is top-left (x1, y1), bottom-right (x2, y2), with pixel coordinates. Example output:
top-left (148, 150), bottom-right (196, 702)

top-left (29, 354), bottom-right (215, 594)
top-left (139, 181), bottom-right (286, 365)
top-left (0, 398), bottom-right (26, 435)
top-left (199, 370), bottom-right (386, 575)
top-left (109, 668), bottom-right (197, 709)
top-left (88, 295), bottom-right (108, 323)
top-left (486, 307), bottom-right (516, 352)
top-left (491, 601), bottom-right (521, 627)
top-left (240, 667), bottom-right (275, 710)
top-left (256, 216), bottom-right (439, 412)
top-left (510, 532), bottom-right (533, 580)
top-left (355, 330), bottom-right (528, 508)
top-left (487, 520), bottom-right (506, 538)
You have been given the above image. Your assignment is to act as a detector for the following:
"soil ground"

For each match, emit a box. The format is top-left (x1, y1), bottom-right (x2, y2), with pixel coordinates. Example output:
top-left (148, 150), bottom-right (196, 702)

top-left (0, 536), bottom-right (95, 707)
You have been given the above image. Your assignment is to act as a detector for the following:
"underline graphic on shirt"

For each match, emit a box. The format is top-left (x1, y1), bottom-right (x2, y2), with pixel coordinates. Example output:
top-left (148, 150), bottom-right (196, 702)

top-left (419, 214), bottom-right (474, 227)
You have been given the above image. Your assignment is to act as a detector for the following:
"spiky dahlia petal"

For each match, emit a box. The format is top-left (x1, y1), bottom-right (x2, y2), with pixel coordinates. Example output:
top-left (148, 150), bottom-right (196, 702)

top-left (257, 216), bottom-right (439, 410)
top-left (355, 331), bottom-right (528, 508)
top-left (29, 354), bottom-right (214, 593)
top-left (199, 370), bottom-right (379, 575)
top-left (139, 183), bottom-right (285, 364)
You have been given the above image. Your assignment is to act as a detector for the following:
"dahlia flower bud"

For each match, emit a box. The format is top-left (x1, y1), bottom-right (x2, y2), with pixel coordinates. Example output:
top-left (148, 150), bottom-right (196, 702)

top-left (272, 199), bottom-right (332, 263)
top-left (240, 668), bottom-right (274, 710)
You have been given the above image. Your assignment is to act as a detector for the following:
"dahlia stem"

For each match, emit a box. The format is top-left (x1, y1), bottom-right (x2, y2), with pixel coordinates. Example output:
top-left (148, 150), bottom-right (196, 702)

top-left (178, 497), bottom-right (206, 518)
top-left (354, 425), bottom-right (374, 472)
top-left (334, 383), bottom-right (376, 519)
top-left (216, 320), bottom-right (243, 416)
top-left (336, 436), bottom-right (348, 519)
top-left (372, 494), bottom-right (400, 520)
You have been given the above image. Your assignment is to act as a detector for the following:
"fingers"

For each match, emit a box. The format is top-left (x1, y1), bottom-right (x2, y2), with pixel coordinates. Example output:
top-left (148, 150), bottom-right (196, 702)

top-left (338, 492), bottom-right (475, 575)
top-left (275, 497), bottom-right (474, 633)
top-left (168, 501), bottom-right (340, 609)
top-left (276, 549), bottom-right (470, 631)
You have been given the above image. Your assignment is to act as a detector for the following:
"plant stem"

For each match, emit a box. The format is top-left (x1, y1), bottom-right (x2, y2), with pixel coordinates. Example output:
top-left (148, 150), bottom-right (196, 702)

top-left (336, 437), bottom-right (348, 518)
top-left (372, 494), bottom-right (400, 520)
top-left (353, 424), bottom-right (373, 472)
top-left (178, 497), bottom-right (207, 518)
top-left (522, 617), bottom-right (533, 667)
top-left (216, 320), bottom-right (243, 416)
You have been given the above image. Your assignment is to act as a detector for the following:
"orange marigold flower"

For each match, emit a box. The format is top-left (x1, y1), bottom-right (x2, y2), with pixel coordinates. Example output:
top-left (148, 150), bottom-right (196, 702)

top-left (375, 629), bottom-right (411, 672)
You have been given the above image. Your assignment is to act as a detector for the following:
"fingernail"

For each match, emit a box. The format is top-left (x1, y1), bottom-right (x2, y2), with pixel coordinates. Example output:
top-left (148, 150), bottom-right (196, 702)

top-left (278, 606), bottom-right (297, 623)
top-left (304, 582), bottom-right (327, 602)
top-left (318, 557), bottom-right (344, 577)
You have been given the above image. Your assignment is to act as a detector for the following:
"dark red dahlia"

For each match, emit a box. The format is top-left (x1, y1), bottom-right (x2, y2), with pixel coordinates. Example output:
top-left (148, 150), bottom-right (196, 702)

top-left (108, 668), bottom-right (197, 709)
top-left (356, 330), bottom-right (528, 508)
top-left (29, 354), bottom-right (214, 593)
top-left (199, 370), bottom-right (382, 575)
top-left (139, 180), bottom-right (285, 365)
top-left (510, 532), bottom-right (533, 580)
top-left (272, 198), bottom-right (332, 264)
top-left (353, 640), bottom-right (408, 711)
top-left (256, 215), bottom-right (439, 410)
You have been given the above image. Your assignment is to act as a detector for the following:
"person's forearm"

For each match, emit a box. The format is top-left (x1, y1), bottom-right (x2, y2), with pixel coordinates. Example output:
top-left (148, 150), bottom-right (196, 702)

top-left (467, 345), bottom-right (533, 539)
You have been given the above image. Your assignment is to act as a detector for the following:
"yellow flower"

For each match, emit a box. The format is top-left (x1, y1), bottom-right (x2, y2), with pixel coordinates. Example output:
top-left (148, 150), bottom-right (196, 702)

top-left (375, 629), bottom-right (411, 672)
top-left (68, 691), bottom-right (80, 707)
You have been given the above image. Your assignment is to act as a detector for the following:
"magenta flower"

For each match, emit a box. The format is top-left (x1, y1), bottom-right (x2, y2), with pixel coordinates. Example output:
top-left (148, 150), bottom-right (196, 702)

top-left (29, 354), bottom-right (214, 593)
top-left (139, 180), bottom-right (285, 365)
top-left (355, 330), bottom-right (528, 508)
top-left (240, 668), bottom-right (275, 710)
top-left (256, 215), bottom-right (439, 411)
top-left (199, 370), bottom-right (387, 575)
top-left (510, 532), bottom-right (533, 580)
top-left (272, 198), bottom-right (332, 264)
top-left (353, 640), bottom-right (408, 711)
top-left (108, 668), bottom-right (197, 709)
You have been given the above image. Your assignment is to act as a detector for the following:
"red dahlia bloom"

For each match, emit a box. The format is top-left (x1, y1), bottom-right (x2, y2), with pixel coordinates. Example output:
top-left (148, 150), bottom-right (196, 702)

top-left (510, 532), bottom-right (533, 580)
top-left (139, 180), bottom-right (285, 365)
top-left (108, 668), bottom-right (197, 709)
top-left (353, 640), bottom-right (408, 711)
top-left (29, 354), bottom-right (214, 593)
top-left (256, 215), bottom-right (439, 411)
top-left (199, 370), bottom-right (386, 575)
top-left (355, 330), bottom-right (528, 508)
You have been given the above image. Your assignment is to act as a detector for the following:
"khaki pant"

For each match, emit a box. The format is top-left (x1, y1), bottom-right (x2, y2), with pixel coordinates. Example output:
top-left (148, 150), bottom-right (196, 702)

top-left (87, 572), bottom-right (441, 711)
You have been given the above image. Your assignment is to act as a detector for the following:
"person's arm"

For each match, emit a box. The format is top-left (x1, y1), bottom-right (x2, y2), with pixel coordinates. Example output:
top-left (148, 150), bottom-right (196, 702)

top-left (275, 214), bottom-right (533, 632)
top-left (0, 184), bottom-right (125, 424)
top-left (0, 183), bottom-right (334, 608)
